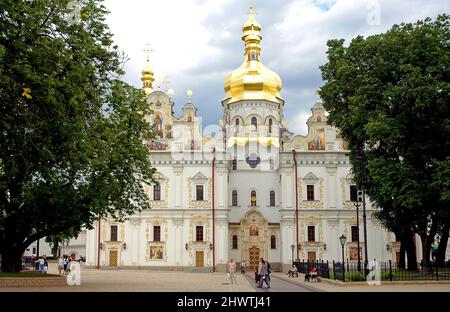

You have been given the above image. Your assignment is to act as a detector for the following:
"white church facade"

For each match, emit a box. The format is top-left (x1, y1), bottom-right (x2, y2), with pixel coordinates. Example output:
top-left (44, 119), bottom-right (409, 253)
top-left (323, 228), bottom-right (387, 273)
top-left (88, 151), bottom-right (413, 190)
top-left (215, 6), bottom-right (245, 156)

top-left (64, 5), bottom-right (402, 272)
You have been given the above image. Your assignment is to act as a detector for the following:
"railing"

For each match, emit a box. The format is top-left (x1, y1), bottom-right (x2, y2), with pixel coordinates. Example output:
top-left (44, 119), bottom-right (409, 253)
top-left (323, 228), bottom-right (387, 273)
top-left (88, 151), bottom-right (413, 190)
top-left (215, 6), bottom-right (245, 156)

top-left (21, 257), bottom-right (38, 271)
top-left (331, 260), bottom-right (450, 282)
top-left (293, 260), bottom-right (330, 279)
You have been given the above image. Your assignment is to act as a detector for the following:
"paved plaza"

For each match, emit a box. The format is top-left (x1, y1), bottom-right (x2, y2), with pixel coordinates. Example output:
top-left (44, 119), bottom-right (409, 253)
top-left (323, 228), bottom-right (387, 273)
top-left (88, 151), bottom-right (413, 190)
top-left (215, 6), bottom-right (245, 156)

top-left (2, 263), bottom-right (450, 292)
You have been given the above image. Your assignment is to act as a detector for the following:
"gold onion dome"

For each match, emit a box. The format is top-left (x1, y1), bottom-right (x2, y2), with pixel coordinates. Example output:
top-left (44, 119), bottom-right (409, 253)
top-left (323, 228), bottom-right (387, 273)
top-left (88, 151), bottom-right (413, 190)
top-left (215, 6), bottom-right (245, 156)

top-left (141, 64), bottom-right (155, 95)
top-left (224, 4), bottom-right (282, 103)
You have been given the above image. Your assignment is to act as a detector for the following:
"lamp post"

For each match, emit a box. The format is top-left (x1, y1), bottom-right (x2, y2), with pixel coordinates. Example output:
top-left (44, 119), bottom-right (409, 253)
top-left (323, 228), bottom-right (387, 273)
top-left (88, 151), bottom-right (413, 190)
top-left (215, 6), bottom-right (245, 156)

top-left (357, 145), bottom-right (369, 277)
top-left (339, 234), bottom-right (347, 282)
top-left (353, 197), bottom-right (362, 272)
top-left (290, 244), bottom-right (295, 265)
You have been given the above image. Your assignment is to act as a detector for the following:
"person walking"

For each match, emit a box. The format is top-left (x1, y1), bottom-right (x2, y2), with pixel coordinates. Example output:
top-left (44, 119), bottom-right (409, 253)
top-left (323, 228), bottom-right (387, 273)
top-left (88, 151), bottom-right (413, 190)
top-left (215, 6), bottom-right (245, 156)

top-left (240, 260), bottom-right (246, 274)
top-left (36, 256), bottom-right (45, 273)
top-left (58, 256), bottom-right (64, 275)
top-left (43, 256), bottom-right (48, 274)
top-left (257, 260), bottom-right (270, 289)
top-left (228, 259), bottom-right (237, 284)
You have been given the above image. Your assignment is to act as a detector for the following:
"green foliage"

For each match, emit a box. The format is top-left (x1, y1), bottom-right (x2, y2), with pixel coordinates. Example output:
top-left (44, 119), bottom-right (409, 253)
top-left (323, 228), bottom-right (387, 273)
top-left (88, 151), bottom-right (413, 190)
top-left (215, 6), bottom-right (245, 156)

top-left (320, 14), bottom-right (450, 262)
top-left (0, 0), bottom-right (155, 271)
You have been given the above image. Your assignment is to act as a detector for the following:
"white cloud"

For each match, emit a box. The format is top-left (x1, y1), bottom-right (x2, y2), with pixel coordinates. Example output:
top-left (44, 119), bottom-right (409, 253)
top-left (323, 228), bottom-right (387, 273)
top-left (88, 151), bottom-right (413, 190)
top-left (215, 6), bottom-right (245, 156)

top-left (103, 0), bottom-right (449, 131)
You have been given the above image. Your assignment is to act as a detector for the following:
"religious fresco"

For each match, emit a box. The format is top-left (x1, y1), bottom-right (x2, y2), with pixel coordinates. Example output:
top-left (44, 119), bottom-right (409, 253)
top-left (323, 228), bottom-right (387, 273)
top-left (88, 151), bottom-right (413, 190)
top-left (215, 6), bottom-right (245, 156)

top-left (308, 128), bottom-right (325, 150)
top-left (249, 225), bottom-right (259, 236)
top-left (150, 245), bottom-right (164, 260)
top-left (149, 140), bottom-right (168, 151)
top-left (349, 247), bottom-right (361, 261)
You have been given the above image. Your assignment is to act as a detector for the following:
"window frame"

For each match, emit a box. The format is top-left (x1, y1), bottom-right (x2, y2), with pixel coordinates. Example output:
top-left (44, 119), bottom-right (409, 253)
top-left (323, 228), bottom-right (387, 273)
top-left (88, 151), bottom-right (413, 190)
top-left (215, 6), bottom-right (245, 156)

top-left (196, 185), bottom-right (204, 201)
top-left (232, 235), bottom-right (238, 249)
top-left (110, 225), bottom-right (118, 242)
top-left (269, 190), bottom-right (276, 206)
top-left (196, 226), bottom-right (204, 242)
top-left (232, 190), bottom-right (238, 206)
top-left (270, 235), bottom-right (276, 249)
top-left (307, 185), bottom-right (315, 201)
top-left (307, 226), bottom-right (315, 242)
top-left (153, 184), bottom-right (161, 201)
top-left (351, 226), bottom-right (359, 243)
top-left (153, 225), bottom-right (161, 242)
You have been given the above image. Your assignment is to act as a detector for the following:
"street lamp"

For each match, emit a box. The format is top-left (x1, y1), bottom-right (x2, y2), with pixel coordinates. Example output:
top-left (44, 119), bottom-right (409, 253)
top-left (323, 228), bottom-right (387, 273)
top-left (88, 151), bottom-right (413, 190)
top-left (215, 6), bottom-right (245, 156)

top-left (290, 244), bottom-right (295, 265)
top-left (339, 234), bottom-right (347, 282)
top-left (353, 192), bottom-right (362, 272)
top-left (357, 145), bottom-right (369, 277)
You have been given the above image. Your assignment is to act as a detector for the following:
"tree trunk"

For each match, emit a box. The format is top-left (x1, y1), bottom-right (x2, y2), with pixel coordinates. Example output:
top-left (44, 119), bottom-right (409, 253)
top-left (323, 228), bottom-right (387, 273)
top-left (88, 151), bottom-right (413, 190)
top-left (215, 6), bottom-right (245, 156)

top-left (404, 233), bottom-right (418, 270)
top-left (420, 233), bottom-right (433, 270)
top-left (398, 235), bottom-right (406, 269)
top-left (0, 247), bottom-right (25, 273)
top-left (436, 222), bottom-right (450, 267)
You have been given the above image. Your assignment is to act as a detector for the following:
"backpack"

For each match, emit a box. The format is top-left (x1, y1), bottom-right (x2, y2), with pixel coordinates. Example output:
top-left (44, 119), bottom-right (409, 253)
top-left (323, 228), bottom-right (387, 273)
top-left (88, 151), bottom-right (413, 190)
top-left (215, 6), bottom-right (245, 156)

top-left (267, 262), bottom-right (271, 274)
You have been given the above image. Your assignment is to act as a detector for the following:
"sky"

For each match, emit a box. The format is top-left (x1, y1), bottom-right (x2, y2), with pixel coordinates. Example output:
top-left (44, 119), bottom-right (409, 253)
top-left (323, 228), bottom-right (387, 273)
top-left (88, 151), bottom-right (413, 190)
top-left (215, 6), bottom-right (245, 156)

top-left (103, 0), bottom-right (449, 135)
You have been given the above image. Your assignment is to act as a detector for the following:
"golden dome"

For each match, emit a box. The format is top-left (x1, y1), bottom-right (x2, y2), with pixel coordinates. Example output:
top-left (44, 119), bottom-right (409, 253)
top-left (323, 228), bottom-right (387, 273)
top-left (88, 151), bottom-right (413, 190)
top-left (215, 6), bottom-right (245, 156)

top-left (223, 4), bottom-right (282, 103)
top-left (141, 64), bottom-right (155, 95)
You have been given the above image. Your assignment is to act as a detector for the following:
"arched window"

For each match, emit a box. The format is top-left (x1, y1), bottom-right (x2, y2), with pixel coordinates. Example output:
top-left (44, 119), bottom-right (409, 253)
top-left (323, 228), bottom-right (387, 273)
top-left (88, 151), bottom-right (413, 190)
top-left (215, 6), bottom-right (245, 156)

top-left (270, 191), bottom-right (275, 206)
top-left (187, 115), bottom-right (192, 122)
top-left (153, 184), bottom-right (161, 201)
top-left (251, 117), bottom-right (257, 130)
top-left (270, 235), bottom-right (276, 249)
top-left (235, 118), bottom-right (240, 126)
top-left (268, 118), bottom-right (273, 134)
top-left (232, 190), bottom-right (238, 206)
top-left (251, 190), bottom-right (257, 206)
top-left (232, 235), bottom-right (238, 249)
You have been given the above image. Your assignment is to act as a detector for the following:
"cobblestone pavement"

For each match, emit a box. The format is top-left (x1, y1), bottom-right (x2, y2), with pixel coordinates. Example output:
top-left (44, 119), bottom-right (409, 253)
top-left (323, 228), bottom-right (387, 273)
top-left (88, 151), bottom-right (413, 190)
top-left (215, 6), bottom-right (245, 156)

top-left (1, 263), bottom-right (255, 292)
top-left (271, 272), bottom-right (450, 292)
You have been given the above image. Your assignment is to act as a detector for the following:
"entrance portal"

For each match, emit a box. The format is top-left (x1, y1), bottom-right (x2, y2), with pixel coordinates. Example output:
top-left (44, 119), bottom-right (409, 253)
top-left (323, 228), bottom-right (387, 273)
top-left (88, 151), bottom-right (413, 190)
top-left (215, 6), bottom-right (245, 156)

top-left (249, 246), bottom-right (260, 271)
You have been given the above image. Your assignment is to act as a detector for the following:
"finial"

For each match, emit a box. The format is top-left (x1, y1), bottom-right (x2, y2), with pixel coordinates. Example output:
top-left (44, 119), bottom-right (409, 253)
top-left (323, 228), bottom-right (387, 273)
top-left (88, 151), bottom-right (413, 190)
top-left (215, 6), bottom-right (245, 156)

top-left (143, 43), bottom-right (154, 63)
top-left (187, 89), bottom-right (193, 101)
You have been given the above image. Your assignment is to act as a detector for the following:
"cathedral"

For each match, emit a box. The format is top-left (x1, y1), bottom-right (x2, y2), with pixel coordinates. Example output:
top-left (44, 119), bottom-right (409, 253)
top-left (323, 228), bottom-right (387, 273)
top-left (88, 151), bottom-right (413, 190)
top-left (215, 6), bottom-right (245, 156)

top-left (64, 5), bottom-right (400, 272)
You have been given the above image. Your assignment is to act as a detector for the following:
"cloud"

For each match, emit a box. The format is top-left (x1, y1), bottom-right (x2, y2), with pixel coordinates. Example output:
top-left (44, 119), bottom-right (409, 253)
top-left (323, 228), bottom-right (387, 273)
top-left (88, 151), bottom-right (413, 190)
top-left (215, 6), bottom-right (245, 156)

top-left (103, 0), bottom-right (449, 130)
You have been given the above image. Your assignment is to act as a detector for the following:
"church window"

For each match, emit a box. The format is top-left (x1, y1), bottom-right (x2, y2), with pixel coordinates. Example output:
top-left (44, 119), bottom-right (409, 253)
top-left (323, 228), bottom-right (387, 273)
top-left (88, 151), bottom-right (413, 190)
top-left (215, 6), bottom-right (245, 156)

top-left (232, 190), bottom-right (238, 206)
top-left (251, 117), bottom-right (257, 131)
top-left (307, 185), bottom-right (315, 201)
top-left (153, 226), bottom-right (161, 242)
top-left (153, 184), bottom-right (161, 201)
top-left (251, 190), bottom-right (257, 206)
top-left (110, 225), bottom-right (118, 242)
top-left (270, 235), bottom-right (276, 249)
top-left (270, 191), bottom-right (276, 206)
top-left (232, 235), bottom-right (238, 249)
top-left (246, 155), bottom-right (261, 168)
top-left (350, 185), bottom-right (357, 202)
top-left (232, 159), bottom-right (237, 170)
top-left (236, 118), bottom-right (240, 126)
top-left (307, 226), bottom-right (315, 242)
top-left (196, 185), bottom-right (204, 201)
top-left (268, 119), bottom-right (273, 134)
top-left (351, 226), bottom-right (359, 243)
top-left (196, 226), bottom-right (204, 242)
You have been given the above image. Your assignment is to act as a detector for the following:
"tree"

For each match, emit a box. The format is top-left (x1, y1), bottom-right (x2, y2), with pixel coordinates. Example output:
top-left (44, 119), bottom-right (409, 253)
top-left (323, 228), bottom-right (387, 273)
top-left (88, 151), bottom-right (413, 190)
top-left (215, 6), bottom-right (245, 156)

top-left (0, 0), bottom-right (155, 272)
top-left (320, 14), bottom-right (449, 268)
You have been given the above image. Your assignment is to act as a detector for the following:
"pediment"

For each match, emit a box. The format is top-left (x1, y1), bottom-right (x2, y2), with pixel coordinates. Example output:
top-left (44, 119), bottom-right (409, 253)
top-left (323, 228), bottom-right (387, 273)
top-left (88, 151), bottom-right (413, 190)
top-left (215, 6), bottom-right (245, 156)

top-left (304, 172), bottom-right (319, 183)
top-left (191, 172), bottom-right (208, 182)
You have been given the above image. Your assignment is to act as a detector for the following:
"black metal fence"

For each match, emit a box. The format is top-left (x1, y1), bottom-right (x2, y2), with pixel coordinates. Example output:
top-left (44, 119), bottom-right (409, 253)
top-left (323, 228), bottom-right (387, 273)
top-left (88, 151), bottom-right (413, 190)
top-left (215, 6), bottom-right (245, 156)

top-left (293, 260), bottom-right (450, 282)
top-left (21, 257), bottom-right (38, 271)
top-left (331, 260), bottom-right (450, 282)
top-left (293, 260), bottom-right (330, 279)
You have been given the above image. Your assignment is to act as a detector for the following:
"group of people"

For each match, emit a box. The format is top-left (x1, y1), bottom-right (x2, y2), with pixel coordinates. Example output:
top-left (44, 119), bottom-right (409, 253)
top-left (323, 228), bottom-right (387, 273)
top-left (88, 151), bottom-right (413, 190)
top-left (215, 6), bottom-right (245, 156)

top-left (227, 258), bottom-right (271, 288)
top-left (255, 258), bottom-right (271, 288)
top-left (35, 256), bottom-right (49, 273)
top-left (57, 256), bottom-right (75, 275)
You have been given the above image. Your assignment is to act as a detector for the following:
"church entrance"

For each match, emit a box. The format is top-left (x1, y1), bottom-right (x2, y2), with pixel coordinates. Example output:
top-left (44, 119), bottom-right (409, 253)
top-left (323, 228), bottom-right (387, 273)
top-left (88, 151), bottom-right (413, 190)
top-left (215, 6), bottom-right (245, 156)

top-left (109, 250), bottom-right (118, 267)
top-left (249, 246), bottom-right (260, 271)
top-left (195, 251), bottom-right (204, 268)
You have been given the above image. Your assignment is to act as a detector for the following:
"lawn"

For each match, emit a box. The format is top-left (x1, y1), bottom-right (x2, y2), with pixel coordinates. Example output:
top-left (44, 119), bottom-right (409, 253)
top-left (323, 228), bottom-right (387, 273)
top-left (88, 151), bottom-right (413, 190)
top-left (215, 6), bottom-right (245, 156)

top-left (0, 272), bottom-right (61, 278)
top-left (328, 268), bottom-right (450, 282)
